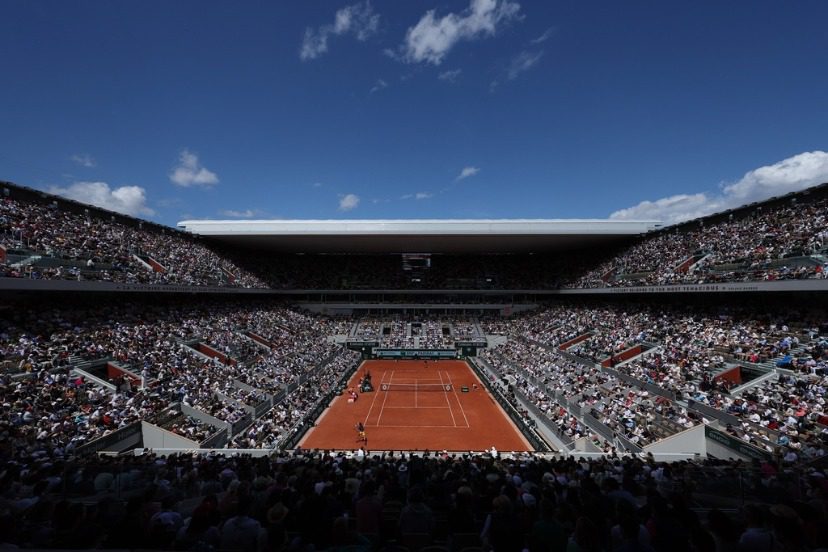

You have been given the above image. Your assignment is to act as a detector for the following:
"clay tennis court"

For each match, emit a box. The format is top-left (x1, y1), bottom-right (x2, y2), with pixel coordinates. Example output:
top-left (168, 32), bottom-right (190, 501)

top-left (299, 359), bottom-right (532, 452)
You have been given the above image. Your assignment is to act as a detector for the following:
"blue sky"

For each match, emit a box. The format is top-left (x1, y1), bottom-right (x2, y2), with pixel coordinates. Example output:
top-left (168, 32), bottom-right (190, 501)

top-left (1, 0), bottom-right (827, 225)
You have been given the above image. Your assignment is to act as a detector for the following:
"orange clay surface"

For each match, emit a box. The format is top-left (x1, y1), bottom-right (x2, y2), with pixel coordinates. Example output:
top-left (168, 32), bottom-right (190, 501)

top-left (299, 360), bottom-right (532, 452)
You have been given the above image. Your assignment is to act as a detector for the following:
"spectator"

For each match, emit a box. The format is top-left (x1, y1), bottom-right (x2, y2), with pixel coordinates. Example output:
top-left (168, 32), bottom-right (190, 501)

top-left (219, 497), bottom-right (264, 552)
top-left (399, 486), bottom-right (435, 538)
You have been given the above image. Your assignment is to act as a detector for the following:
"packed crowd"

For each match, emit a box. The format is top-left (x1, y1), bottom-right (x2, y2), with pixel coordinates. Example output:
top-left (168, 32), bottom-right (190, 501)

top-left (452, 321), bottom-right (482, 341)
top-left (482, 302), bottom-right (828, 457)
top-left (4, 182), bottom-right (828, 292)
top-left (0, 299), bottom-right (355, 460)
top-left (1, 368), bottom-right (167, 455)
top-left (510, 304), bottom-right (804, 367)
top-left (0, 194), bottom-right (266, 287)
top-left (477, 352), bottom-right (599, 447)
top-left (230, 350), bottom-right (360, 450)
top-left (570, 193), bottom-right (828, 288)
top-left (232, 311), bottom-right (348, 395)
top-left (3, 294), bottom-right (828, 466)
top-left (202, 329), bottom-right (264, 365)
top-left (416, 321), bottom-right (449, 350)
top-left (353, 318), bottom-right (480, 349)
top-left (2, 448), bottom-right (827, 551)
top-left (481, 339), bottom-right (700, 449)
top-left (159, 412), bottom-right (223, 444)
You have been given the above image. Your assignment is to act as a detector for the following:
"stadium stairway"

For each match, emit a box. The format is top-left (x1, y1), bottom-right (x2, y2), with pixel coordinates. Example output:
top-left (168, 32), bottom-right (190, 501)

top-left (485, 334), bottom-right (508, 347)
top-left (472, 318), bottom-right (485, 338)
top-left (66, 353), bottom-right (87, 365)
top-left (731, 334), bottom-right (812, 373)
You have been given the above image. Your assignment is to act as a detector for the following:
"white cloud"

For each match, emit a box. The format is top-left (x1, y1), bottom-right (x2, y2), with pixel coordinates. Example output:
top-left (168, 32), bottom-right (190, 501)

top-left (531, 26), bottom-right (555, 44)
top-left (456, 166), bottom-right (481, 180)
top-left (336, 1), bottom-right (380, 40)
top-left (49, 181), bottom-right (155, 217)
top-left (300, 1), bottom-right (380, 61)
top-left (169, 149), bottom-right (219, 188)
top-left (490, 50), bottom-right (542, 90)
top-left (507, 50), bottom-right (542, 80)
top-left (438, 68), bottom-right (462, 82)
top-left (70, 153), bottom-right (96, 168)
top-left (721, 151), bottom-right (828, 202)
top-left (219, 209), bottom-right (258, 218)
top-left (401, 192), bottom-right (433, 200)
top-left (382, 47), bottom-right (401, 61)
top-left (609, 193), bottom-right (715, 225)
top-left (369, 78), bottom-right (388, 94)
top-left (300, 28), bottom-right (330, 61)
top-left (610, 151), bottom-right (828, 224)
top-left (338, 193), bottom-right (360, 211)
top-left (403, 0), bottom-right (521, 65)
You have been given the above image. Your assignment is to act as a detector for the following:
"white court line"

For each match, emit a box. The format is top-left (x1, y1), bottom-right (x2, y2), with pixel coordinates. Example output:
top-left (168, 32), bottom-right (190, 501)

top-left (381, 405), bottom-right (452, 409)
top-left (371, 424), bottom-right (459, 428)
top-left (446, 372), bottom-right (470, 428)
top-left (374, 370), bottom-right (394, 427)
top-left (382, 379), bottom-right (445, 384)
top-left (438, 371), bottom-right (458, 427)
top-left (363, 370), bottom-right (388, 426)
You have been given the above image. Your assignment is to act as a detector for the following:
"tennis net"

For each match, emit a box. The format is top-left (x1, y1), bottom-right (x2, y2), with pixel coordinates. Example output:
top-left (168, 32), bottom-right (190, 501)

top-left (380, 383), bottom-right (452, 392)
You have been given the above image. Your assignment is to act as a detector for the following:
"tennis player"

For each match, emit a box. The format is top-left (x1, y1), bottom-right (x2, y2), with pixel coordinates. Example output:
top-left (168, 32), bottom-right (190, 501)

top-left (355, 421), bottom-right (366, 443)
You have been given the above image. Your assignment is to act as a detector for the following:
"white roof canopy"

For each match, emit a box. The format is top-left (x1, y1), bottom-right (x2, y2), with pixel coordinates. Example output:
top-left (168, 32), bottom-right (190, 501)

top-left (177, 219), bottom-right (661, 253)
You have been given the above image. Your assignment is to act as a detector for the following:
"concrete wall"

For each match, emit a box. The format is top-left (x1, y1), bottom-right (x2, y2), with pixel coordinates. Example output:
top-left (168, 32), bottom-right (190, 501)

top-left (704, 425), bottom-right (772, 461)
top-left (141, 421), bottom-right (199, 450)
top-left (705, 437), bottom-right (756, 461)
top-left (644, 424), bottom-right (706, 456)
top-left (77, 422), bottom-right (143, 454)
top-left (573, 436), bottom-right (601, 453)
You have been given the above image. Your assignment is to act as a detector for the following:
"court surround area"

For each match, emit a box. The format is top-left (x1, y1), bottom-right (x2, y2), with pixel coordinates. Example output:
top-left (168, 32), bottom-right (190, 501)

top-left (300, 360), bottom-right (532, 452)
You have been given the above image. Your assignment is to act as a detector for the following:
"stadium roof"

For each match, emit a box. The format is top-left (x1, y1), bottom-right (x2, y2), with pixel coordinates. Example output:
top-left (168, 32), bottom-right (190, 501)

top-left (176, 219), bottom-right (662, 253)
